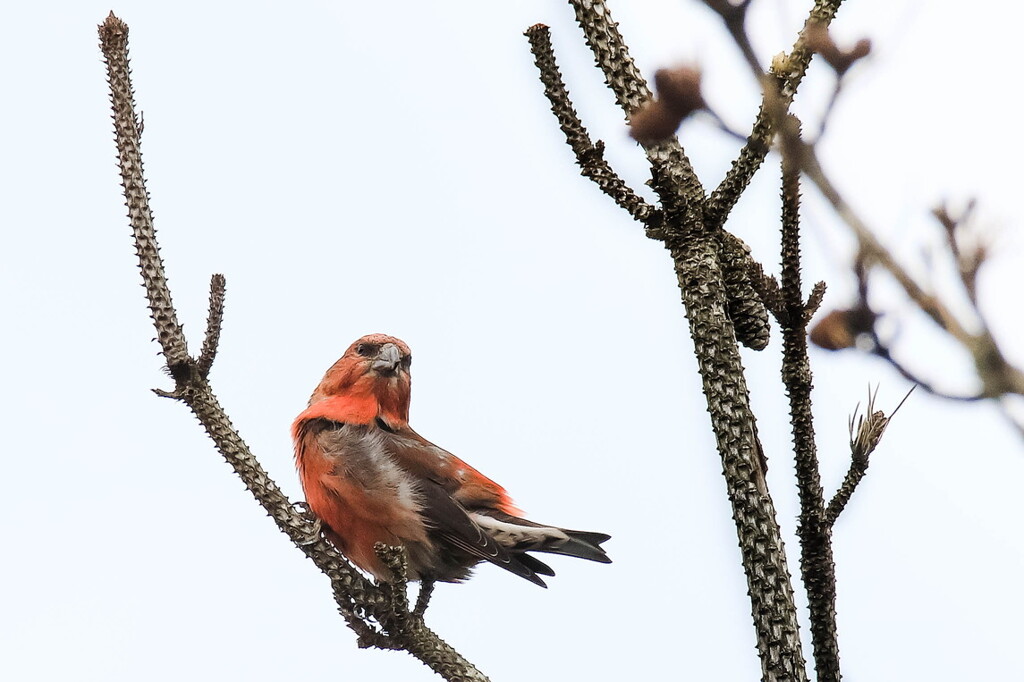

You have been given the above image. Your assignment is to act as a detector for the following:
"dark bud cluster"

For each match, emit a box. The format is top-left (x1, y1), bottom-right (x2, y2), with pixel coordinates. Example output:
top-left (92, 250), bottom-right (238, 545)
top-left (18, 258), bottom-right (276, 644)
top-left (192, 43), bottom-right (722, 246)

top-left (629, 66), bottom-right (706, 144)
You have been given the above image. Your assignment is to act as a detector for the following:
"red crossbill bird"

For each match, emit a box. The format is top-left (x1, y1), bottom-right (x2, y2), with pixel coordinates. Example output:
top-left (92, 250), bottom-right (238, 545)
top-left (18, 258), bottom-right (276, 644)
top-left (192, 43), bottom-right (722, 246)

top-left (292, 334), bottom-right (610, 587)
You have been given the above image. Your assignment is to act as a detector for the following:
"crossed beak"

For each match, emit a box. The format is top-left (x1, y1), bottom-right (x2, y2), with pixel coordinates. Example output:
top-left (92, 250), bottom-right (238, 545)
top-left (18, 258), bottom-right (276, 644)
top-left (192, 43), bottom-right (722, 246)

top-left (372, 342), bottom-right (402, 375)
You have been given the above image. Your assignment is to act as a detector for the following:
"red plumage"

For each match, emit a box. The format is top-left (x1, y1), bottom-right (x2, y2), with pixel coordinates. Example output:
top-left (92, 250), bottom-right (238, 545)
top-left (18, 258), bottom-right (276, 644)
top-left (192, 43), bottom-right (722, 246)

top-left (292, 334), bottom-right (610, 587)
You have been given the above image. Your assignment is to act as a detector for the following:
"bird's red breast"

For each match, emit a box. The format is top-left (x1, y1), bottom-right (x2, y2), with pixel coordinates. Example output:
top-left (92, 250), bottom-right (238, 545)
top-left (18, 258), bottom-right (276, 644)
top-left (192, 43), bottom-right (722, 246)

top-left (292, 333), bottom-right (610, 586)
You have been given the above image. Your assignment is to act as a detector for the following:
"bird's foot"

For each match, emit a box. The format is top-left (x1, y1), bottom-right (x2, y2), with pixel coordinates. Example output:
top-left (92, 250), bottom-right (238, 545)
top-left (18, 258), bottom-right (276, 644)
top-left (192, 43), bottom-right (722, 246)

top-left (294, 501), bottom-right (322, 545)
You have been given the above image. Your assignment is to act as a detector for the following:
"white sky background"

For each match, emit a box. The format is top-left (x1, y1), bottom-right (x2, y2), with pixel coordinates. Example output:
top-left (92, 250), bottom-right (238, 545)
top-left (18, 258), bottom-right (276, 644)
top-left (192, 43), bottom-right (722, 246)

top-left (2, 1), bottom-right (1023, 680)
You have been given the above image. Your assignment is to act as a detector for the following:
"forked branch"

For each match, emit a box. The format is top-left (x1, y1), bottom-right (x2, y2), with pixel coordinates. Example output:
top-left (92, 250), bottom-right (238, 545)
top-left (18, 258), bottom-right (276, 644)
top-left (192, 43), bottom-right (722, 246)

top-left (525, 24), bottom-right (663, 230)
top-left (799, 139), bottom-right (1024, 406)
top-left (704, 0), bottom-right (846, 229)
top-left (566, 0), bottom-right (704, 220)
top-left (529, 3), bottom-right (818, 679)
top-left (99, 12), bottom-right (487, 682)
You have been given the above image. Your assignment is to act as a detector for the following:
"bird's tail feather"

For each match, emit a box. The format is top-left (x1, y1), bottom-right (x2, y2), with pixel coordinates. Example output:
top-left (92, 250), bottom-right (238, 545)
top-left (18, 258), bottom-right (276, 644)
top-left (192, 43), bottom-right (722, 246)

top-left (538, 529), bottom-right (612, 564)
top-left (471, 512), bottom-right (612, 565)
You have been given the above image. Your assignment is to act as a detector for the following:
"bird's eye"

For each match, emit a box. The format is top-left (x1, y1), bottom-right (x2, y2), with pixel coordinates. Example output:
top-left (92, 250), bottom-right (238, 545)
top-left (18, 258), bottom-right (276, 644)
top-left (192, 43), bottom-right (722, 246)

top-left (400, 355), bottom-right (412, 369)
top-left (356, 343), bottom-right (377, 357)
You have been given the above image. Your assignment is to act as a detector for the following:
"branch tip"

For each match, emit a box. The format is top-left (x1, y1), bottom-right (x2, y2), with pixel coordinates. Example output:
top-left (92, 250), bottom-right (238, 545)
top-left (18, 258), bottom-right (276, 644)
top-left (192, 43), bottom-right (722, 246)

top-left (849, 384), bottom-right (909, 464)
top-left (704, 0), bottom-right (846, 228)
top-left (98, 12), bottom-right (129, 46)
top-left (804, 281), bottom-right (827, 323)
top-left (826, 385), bottom-right (912, 526)
top-left (525, 16), bottom-right (658, 224)
top-left (197, 273), bottom-right (227, 378)
top-left (151, 387), bottom-right (180, 400)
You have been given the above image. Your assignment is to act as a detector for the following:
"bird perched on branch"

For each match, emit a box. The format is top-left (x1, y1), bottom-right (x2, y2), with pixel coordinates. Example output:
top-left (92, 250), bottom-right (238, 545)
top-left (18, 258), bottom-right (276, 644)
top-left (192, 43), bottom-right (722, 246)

top-left (292, 333), bottom-right (611, 588)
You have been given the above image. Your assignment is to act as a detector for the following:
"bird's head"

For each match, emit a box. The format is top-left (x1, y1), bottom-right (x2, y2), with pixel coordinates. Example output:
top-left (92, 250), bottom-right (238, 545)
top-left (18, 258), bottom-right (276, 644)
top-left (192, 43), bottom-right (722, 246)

top-left (309, 333), bottom-right (413, 424)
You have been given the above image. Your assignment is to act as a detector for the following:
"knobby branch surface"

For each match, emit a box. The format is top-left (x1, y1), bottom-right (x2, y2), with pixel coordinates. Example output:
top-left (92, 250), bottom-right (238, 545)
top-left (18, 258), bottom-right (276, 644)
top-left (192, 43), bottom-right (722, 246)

top-left (524, 24), bottom-right (663, 230)
top-left (98, 13), bottom-right (487, 682)
top-left (705, 0), bottom-right (846, 230)
top-left (567, 0), bottom-right (704, 222)
top-left (525, 2), bottom-right (866, 679)
top-left (670, 234), bottom-right (807, 681)
top-left (755, 21), bottom-right (1024, 419)
top-left (197, 273), bottom-right (226, 378)
top-left (824, 460), bottom-right (868, 527)
top-left (775, 130), bottom-right (840, 682)
top-left (529, 13), bottom-right (770, 351)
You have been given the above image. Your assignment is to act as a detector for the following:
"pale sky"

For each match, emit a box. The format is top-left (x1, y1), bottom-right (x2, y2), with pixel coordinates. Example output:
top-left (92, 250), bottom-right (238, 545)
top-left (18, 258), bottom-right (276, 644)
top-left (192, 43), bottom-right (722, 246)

top-left (3, 1), bottom-right (1023, 680)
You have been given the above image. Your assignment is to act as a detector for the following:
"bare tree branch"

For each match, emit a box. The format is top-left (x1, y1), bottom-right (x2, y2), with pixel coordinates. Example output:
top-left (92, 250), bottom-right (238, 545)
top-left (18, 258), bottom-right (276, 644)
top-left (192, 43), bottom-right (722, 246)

top-left (531, 4), bottom-right (810, 678)
top-left (565, 0), bottom-right (704, 221)
top-left (197, 273), bottom-right (226, 378)
top-left (868, 338), bottom-right (983, 402)
top-left (670, 234), bottom-right (809, 681)
top-left (567, 0), bottom-right (652, 113)
top-left (825, 387), bottom-right (912, 526)
top-left (413, 579), bottom-right (436, 617)
top-left (702, 0), bottom-right (759, 77)
top-left (100, 12), bottom-right (189, 371)
top-left (996, 398), bottom-right (1024, 441)
top-left (99, 12), bottom-right (487, 681)
top-left (524, 24), bottom-right (663, 231)
top-left (801, 23), bottom-right (872, 140)
top-left (823, 455), bottom-right (868, 528)
top-left (704, 0), bottom-right (847, 230)
top-left (798, 141), bottom-right (1024, 400)
top-left (776, 127), bottom-right (840, 681)
top-left (934, 202), bottom-right (982, 304)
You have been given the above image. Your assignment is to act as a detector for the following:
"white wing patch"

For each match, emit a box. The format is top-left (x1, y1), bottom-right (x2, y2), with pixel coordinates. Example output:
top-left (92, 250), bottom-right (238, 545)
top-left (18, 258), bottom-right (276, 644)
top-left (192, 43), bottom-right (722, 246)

top-left (469, 513), bottom-right (570, 551)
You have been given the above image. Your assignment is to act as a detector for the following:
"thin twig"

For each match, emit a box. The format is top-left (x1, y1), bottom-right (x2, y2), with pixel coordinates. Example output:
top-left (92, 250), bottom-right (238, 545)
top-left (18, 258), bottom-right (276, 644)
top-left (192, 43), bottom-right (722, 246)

top-left (414, 580), bottom-right (436, 617)
top-left (799, 142), bottom-right (1024, 400)
top-left (823, 459), bottom-right (867, 528)
top-left (702, 1), bottom-right (759, 78)
top-left (814, 80), bottom-right (845, 140)
top-left (933, 201), bottom-right (981, 306)
top-left (995, 398), bottom-right (1024, 441)
top-left (825, 386), bottom-right (913, 526)
top-left (524, 25), bottom-right (663, 230)
top-left (777, 131), bottom-right (841, 682)
top-left (704, 0), bottom-right (847, 230)
top-left (801, 146), bottom-right (972, 345)
top-left (197, 273), bottom-right (226, 378)
top-left (868, 339), bottom-right (984, 402)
